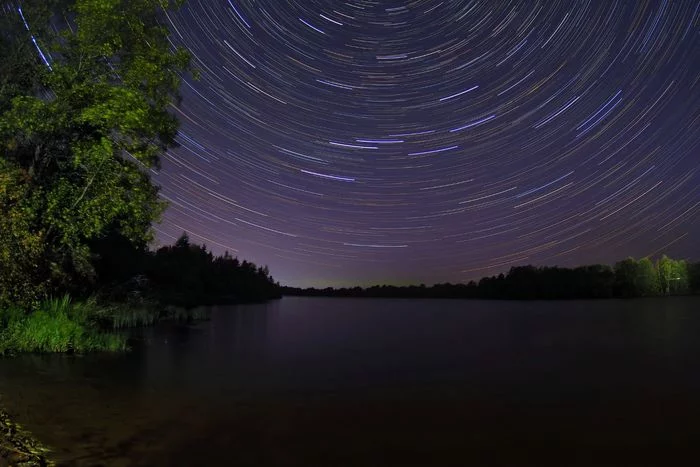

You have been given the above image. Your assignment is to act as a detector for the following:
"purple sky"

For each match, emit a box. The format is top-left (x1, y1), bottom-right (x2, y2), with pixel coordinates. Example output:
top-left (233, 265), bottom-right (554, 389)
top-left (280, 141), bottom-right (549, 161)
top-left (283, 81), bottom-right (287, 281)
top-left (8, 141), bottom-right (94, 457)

top-left (153, 1), bottom-right (699, 287)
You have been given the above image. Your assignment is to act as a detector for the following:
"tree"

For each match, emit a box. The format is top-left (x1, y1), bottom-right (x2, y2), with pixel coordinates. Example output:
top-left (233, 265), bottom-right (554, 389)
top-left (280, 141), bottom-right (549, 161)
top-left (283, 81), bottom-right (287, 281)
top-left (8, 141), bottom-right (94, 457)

top-left (689, 262), bottom-right (700, 294)
top-left (0, 0), bottom-right (192, 306)
top-left (614, 258), bottom-right (640, 297)
top-left (147, 233), bottom-right (281, 306)
top-left (636, 257), bottom-right (659, 296)
top-left (0, 159), bottom-right (47, 309)
top-left (656, 255), bottom-right (675, 296)
top-left (672, 259), bottom-right (689, 295)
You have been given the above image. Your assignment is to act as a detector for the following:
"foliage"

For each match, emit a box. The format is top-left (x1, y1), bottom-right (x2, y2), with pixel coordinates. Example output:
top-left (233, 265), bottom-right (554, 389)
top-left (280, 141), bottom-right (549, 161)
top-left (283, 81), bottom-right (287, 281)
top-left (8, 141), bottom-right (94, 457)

top-left (0, 0), bottom-right (192, 307)
top-left (614, 257), bottom-right (659, 297)
top-left (0, 230), bottom-right (279, 354)
top-left (0, 2), bottom-right (280, 356)
top-left (0, 159), bottom-right (47, 310)
top-left (636, 257), bottom-right (660, 296)
top-left (656, 255), bottom-right (674, 295)
top-left (656, 255), bottom-right (689, 296)
top-left (0, 295), bottom-right (127, 355)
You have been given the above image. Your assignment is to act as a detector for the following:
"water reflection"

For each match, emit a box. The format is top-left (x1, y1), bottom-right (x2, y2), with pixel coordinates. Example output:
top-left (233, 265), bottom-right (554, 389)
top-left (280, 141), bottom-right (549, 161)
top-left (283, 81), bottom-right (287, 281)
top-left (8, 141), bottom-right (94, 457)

top-left (1, 297), bottom-right (700, 465)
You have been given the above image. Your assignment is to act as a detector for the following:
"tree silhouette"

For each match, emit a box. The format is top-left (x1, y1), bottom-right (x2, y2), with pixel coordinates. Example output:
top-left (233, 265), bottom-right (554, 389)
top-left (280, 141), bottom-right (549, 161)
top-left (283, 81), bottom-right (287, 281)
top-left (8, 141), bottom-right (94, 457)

top-left (92, 232), bottom-right (281, 307)
top-left (283, 255), bottom-right (698, 300)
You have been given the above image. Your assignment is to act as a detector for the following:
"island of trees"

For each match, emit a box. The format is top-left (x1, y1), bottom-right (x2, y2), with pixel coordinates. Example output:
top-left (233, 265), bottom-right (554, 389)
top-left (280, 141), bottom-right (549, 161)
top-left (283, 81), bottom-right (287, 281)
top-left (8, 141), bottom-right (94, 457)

top-left (283, 255), bottom-right (700, 300)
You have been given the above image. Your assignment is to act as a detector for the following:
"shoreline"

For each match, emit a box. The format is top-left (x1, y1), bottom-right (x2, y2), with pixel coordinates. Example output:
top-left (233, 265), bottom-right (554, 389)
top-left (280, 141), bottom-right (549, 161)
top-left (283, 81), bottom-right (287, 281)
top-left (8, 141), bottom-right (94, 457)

top-left (0, 406), bottom-right (53, 466)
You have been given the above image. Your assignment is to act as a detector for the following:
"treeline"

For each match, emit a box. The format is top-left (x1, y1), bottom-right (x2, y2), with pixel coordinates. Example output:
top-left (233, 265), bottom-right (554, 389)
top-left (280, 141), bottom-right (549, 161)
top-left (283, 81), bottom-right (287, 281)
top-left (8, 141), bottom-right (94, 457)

top-left (0, 230), bottom-right (280, 355)
top-left (92, 232), bottom-right (281, 308)
top-left (282, 255), bottom-right (700, 300)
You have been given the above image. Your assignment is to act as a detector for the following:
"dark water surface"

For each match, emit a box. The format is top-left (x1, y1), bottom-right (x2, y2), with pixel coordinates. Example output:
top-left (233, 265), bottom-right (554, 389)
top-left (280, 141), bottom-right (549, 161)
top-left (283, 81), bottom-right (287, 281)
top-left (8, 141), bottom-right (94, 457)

top-left (2, 297), bottom-right (700, 466)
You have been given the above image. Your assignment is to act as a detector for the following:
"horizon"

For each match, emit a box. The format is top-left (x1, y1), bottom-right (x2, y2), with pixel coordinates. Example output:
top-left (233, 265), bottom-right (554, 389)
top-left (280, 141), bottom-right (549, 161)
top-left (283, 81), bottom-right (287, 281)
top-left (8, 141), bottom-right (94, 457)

top-left (152, 234), bottom-right (697, 289)
top-left (153, 1), bottom-right (698, 288)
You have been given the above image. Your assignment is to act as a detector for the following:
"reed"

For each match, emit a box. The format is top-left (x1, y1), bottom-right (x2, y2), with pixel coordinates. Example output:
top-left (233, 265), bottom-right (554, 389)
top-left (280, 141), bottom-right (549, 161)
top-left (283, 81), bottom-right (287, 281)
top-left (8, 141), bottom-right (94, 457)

top-left (0, 295), bottom-right (127, 355)
top-left (98, 304), bottom-right (162, 330)
top-left (0, 296), bottom-right (211, 355)
top-left (163, 305), bottom-right (211, 323)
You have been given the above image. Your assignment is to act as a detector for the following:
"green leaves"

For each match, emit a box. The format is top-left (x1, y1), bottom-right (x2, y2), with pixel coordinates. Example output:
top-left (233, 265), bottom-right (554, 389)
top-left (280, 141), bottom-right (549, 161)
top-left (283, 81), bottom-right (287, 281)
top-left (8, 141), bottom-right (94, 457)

top-left (0, 159), bottom-right (47, 309)
top-left (0, 0), bottom-right (192, 305)
top-left (614, 255), bottom-right (691, 297)
top-left (656, 255), bottom-right (689, 295)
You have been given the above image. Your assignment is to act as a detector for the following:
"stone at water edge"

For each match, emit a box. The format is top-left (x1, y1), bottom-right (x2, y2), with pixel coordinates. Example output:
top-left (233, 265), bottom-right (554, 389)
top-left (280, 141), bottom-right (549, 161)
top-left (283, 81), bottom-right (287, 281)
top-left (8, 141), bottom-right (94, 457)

top-left (0, 408), bottom-right (53, 466)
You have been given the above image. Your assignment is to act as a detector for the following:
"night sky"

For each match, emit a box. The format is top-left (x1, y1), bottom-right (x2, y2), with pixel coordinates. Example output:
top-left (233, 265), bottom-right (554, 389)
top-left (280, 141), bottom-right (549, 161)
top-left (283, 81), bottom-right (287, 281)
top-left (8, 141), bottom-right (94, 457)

top-left (153, 1), bottom-right (700, 288)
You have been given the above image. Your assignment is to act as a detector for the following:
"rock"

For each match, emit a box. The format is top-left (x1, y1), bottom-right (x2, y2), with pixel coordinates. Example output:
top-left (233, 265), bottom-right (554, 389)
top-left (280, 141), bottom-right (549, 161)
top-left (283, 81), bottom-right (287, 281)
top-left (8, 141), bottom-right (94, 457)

top-left (0, 408), bottom-right (53, 466)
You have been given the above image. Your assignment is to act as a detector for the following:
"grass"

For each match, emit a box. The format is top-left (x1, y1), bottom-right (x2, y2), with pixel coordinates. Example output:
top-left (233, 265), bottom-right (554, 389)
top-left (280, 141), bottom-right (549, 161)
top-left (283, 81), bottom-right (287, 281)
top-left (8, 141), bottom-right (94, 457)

top-left (95, 302), bottom-right (211, 330)
top-left (0, 296), bottom-right (127, 355)
top-left (163, 304), bottom-right (211, 323)
top-left (95, 302), bottom-right (162, 329)
top-left (0, 296), bottom-right (211, 355)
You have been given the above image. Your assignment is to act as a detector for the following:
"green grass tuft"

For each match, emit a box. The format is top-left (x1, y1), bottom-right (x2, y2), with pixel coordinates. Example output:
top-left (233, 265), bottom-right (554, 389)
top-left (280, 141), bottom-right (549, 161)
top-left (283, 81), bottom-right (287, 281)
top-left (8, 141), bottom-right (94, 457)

top-left (0, 295), bottom-right (211, 355)
top-left (0, 295), bottom-right (127, 355)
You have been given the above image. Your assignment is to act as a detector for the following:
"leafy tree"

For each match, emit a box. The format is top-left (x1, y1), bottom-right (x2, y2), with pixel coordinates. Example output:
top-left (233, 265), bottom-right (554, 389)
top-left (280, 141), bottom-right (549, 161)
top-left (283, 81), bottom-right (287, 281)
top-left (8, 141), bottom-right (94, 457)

top-left (0, 0), bottom-right (192, 306)
top-left (672, 259), bottom-right (689, 295)
top-left (656, 255), bottom-right (676, 295)
top-left (637, 257), bottom-right (659, 296)
top-left (0, 159), bottom-right (47, 309)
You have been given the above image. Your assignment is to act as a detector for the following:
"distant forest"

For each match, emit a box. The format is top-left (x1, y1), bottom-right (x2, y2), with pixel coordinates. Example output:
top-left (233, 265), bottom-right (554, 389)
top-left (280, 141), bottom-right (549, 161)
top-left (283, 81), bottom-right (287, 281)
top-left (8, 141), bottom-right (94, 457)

top-left (93, 232), bottom-right (281, 308)
top-left (283, 255), bottom-right (700, 300)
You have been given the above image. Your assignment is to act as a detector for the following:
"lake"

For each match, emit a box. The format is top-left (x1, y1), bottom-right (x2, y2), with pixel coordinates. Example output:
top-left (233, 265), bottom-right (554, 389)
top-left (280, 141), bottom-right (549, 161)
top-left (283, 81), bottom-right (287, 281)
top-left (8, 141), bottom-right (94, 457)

top-left (1, 297), bottom-right (700, 466)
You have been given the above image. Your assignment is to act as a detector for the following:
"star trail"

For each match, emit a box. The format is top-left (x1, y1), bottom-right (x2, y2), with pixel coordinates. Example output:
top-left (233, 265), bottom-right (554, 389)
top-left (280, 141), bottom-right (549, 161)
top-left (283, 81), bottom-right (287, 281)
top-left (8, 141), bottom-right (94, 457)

top-left (154, 0), bottom-right (700, 287)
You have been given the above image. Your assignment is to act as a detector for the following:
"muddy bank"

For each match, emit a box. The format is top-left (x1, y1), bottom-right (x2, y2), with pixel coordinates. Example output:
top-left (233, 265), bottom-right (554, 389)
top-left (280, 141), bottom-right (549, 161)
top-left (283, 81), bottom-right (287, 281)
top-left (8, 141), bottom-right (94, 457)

top-left (0, 406), bottom-right (52, 467)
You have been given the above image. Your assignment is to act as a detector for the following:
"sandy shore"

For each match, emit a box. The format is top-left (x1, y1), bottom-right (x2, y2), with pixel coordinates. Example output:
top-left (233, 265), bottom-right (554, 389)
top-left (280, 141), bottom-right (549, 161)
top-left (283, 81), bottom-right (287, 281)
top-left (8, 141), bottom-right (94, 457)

top-left (0, 407), bottom-right (52, 467)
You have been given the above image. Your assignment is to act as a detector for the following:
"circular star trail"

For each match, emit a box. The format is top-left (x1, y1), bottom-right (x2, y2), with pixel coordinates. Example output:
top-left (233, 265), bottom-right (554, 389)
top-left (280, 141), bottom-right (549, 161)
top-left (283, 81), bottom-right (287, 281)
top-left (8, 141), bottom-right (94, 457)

top-left (155, 0), bottom-right (700, 287)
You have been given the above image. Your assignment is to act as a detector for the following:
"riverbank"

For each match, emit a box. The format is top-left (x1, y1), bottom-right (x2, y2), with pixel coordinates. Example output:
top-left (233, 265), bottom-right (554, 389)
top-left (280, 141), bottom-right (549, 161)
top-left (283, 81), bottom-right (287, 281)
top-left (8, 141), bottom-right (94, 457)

top-left (0, 407), bottom-right (52, 466)
top-left (0, 297), bottom-right (128, 356)
top-left (0, 296), bottom-right (215, 356)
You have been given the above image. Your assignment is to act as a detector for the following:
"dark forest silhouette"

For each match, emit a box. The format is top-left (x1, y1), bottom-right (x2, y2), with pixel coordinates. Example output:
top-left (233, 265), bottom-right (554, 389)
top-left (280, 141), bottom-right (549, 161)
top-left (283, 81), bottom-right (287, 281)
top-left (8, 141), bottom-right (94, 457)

top-left (92, 232), bottom-right (281, 308)
top-left (283, 256), bottom-right (700, 300)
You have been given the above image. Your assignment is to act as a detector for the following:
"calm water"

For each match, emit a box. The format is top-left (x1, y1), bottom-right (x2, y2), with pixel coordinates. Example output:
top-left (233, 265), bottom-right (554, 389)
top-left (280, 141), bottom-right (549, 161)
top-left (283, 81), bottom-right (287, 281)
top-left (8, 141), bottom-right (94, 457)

top-left (2, 297), bottom-right (700, 466)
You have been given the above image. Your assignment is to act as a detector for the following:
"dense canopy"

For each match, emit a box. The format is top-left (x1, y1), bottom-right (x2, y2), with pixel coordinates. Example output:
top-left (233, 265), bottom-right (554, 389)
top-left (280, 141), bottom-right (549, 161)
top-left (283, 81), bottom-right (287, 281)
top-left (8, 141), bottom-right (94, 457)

top-left (0, 0), bottom-right (191, 307)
